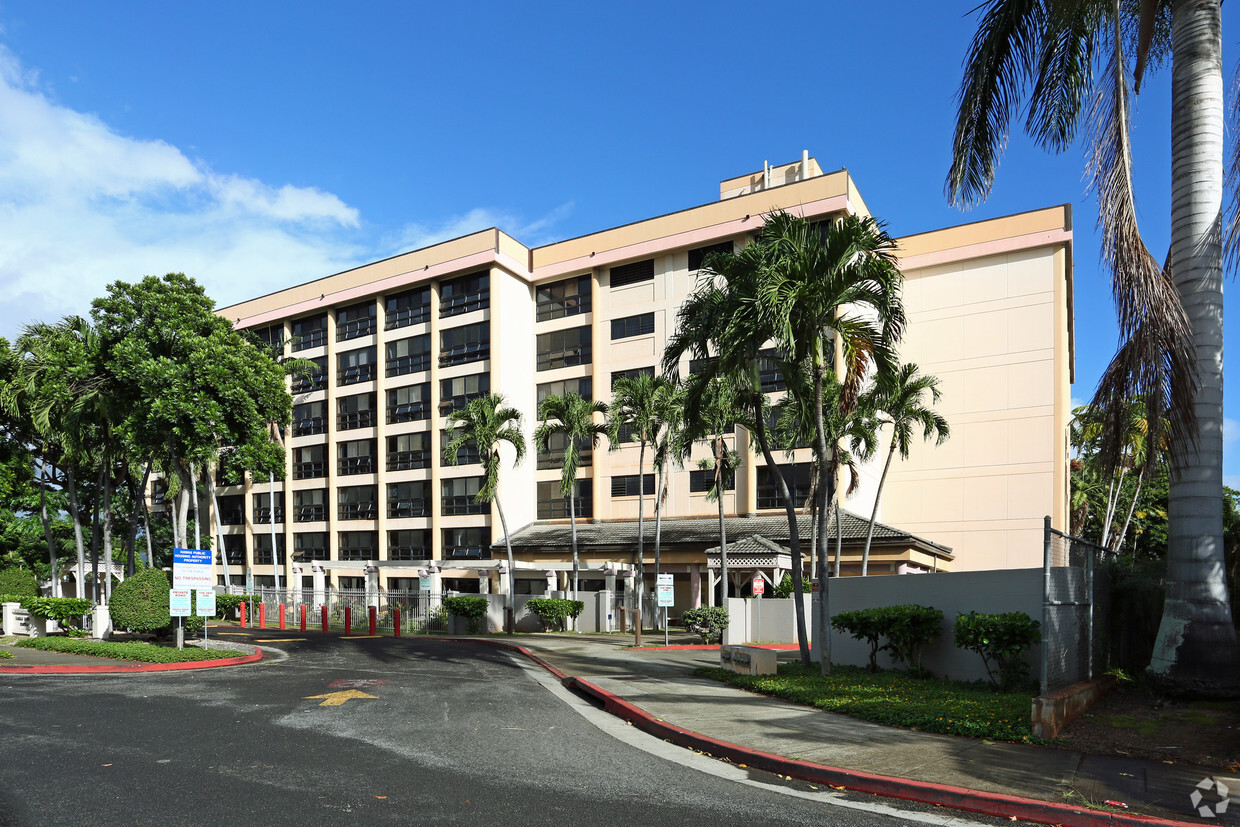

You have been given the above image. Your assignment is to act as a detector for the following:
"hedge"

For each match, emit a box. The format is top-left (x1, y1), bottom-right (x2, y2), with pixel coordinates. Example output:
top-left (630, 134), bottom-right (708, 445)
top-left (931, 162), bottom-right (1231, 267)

top-left (442, 596), bottom-right (488, 633)
top-left (14, 637), bottom-right (237, 663)
top-left (109, 568), bottom-right (171, 634)
top-left (681, 606), bottom-right (729, 645)
top-left (954, 611), bottom-right (1041, 690)
top-left (524, 598), bottom-right (585, 631)
top-left (0, 569), bottom-right (38, 598)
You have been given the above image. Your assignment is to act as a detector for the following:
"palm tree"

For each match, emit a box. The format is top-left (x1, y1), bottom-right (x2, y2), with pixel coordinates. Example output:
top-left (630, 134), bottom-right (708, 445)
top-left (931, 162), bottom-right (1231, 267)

top-left (665, 239), bottom-right (814, 666)
top-left (861, 364), bottom-right (950, 576)
top-left (759, 211), bottom-right (904, 668)
top-left (533, 392), bottom-right (609, 606)
top-left (650, 381), bottom-right (687, 629)
top-left (610, 372), bottom-right (673, 612)
top-left (683, 377), bottom-right (744, 607)
top-left (443, 393), bottom-right (526, 633)
top-left (948, 1), bottom-right (1235, 691)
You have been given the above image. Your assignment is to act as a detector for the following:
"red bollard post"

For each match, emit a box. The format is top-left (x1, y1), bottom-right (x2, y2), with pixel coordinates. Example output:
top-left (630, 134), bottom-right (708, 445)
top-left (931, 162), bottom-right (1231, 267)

top-left (259, 603), bottom-right (266, 629)
top-left (344, 606), bottom-right (352, 634)
top-left (368, 606), bottom-right (377, 636)
top-left (393, 607), bottom-right (402, 638)
top-left (320, 605), bottom-right (328, 633)
top-left (279, 604), bottom-right (286, 630)
top-left (240, 600), bottom-right (247, 628)
top-left (300, 604), bottom-right (307, 632)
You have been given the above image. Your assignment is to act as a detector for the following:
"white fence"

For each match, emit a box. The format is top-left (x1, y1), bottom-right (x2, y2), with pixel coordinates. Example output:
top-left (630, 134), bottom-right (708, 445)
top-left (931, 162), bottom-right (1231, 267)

top-left (721, 568), bottom-right (1044, 683)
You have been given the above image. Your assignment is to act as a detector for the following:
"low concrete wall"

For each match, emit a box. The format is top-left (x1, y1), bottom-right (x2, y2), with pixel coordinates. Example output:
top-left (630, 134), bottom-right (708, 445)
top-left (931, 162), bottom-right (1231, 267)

top-left (1031, 675), bottom-right (1116, 739)
top-left (2, 602), bottom-right (32, 636)
top-left (720, 569), bottom-right (1044, 683)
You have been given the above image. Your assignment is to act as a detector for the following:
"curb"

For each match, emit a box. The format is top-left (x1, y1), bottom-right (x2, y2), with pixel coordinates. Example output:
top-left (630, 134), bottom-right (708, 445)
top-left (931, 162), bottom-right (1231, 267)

top-left (459, 637), bottom-right (1199, 827)
top-left (0, 648), bottom-right (262, 674)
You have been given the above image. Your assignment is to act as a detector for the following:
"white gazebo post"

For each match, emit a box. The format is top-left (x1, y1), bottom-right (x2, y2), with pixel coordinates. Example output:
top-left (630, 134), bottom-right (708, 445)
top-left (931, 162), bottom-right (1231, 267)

top-left (428, 565), bottom-right (442, 611)
top-left (364, 564), bottom-right (380, 609)
top-left (312, 564), bottom-right (326, 610)
top-left (290, 565), bottom-right (302, 610)
top-left (545, 570), bottom-right (556, 596)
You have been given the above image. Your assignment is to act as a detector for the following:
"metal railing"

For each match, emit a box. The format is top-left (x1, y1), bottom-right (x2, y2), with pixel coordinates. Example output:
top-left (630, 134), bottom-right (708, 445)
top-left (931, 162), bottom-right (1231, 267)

top-left (237, 586), bottom-right (449, 635)
top-left (1041, 516), bottom-right (1113, 696)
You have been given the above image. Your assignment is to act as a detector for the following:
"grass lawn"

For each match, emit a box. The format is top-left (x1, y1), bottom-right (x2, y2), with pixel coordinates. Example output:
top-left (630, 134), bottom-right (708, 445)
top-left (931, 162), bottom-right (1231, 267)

top-left (13, 637), bottom-right (242, 664)
top-left (697, 662), bottom-right (1037, 743)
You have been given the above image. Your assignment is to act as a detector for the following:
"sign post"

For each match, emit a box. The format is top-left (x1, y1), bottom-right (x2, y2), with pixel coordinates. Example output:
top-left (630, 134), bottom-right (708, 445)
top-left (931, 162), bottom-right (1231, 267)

top-left (196, 588), bottom-right (215, 646)
top-left (656, 574), bottom-right (674, 647)
top-left (172, 548), bottom-right (212, 652)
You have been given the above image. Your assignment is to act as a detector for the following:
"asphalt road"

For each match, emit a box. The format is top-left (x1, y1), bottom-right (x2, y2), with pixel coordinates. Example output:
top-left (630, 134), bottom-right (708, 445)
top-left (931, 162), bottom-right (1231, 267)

top-left (0, 634), bottom-right (1010, 826)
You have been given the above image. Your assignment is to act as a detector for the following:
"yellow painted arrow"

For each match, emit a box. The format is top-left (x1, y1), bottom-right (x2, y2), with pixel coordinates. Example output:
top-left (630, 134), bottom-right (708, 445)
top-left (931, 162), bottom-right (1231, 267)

top-left (304, 689), bottom-right (378, 707)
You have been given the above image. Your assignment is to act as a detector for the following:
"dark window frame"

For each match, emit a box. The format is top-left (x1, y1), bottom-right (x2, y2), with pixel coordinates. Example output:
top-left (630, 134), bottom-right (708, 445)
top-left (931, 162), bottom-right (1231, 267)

top-left (609, 259), bottom-right (654, 288)
top-left (387, 480), bottom-right (429, 519)
top-left (439, 322), bottom-right (490, 367)
top-left (385, 334), bottom-right (431, 378)
top-left (385, 287), bottom-right (432, 330)
top-left (536, 275), bottom-right (592, 322)
top-left (610, 474), bottom-right (655, 498)
top-left (291, 356), bottom-right (328, 393)
top-left (338, 439), bottom-right (377, 476)
top-left (386, 431), bottom-right (431, 471)
top-left (536, 325), bottom-right (592, 371)
top-left (336, 301), bottom-right (377, 341)
top-left (690, 469), bottom-right (735, 493)
top-left (291, 314), bottom-right (328, 352)
top-left (388, 529), bottom-right (432, 561)
top-left (441, 477), bottom-right (487, 516)
top-left (610, 313), bottom-right (655, 340)
top-left (439, 374), bottom-right (489, 415)
top-left (293, 489), bottom-right (328, 523)
top-left (337, 392), bottom-right (378, 431)
top-left (440, 272), bottom-right (490, 317)
top-left (337, 346), bottom-right (377, 386)
top-left (537, 479), bottom-right (593, 519)
top-left (387, 383), bottom-right (431, 424)
top-left (688, 240), bottom-right (734, 272)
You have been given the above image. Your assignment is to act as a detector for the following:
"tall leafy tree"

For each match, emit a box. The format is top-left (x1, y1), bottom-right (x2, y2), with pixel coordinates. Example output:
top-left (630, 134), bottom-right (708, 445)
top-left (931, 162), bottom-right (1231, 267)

top-left (443, 393), bottom-right (525, 632)
top-left (610, 372), bottom-right (673, 610)
top-left (948, 0), bottom-right (1237, 692)
top-left (861, 364), bottom-right (950, 576)
top-left (533, 392), bottom-right (610, 603)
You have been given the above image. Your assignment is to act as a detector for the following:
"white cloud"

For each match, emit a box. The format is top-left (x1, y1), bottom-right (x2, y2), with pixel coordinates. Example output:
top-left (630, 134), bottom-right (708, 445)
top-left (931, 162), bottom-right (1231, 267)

top-left (387, 202), bottom-right (574, 257)
top-left (1225, 418), bottom-right (1240, 446)
top-left (0, 44), bottom-right (362, 340)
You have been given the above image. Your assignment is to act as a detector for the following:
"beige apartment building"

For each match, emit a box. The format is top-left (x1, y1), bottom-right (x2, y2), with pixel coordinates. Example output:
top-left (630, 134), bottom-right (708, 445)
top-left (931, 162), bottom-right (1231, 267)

top-left (214, 155), bottom-right (1074, 601)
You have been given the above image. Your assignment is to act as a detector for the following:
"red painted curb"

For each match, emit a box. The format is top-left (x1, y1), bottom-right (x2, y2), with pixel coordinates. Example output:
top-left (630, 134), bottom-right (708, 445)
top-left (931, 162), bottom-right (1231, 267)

top-left (0, 649), bottom-right (262, 674)
top-left (438, 637), bottom-right (1196, 827)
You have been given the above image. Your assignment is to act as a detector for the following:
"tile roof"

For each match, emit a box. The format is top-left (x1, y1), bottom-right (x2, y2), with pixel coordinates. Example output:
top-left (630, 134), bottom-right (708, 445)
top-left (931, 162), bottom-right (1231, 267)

top-left (499, 509), bottom-right (952, 557)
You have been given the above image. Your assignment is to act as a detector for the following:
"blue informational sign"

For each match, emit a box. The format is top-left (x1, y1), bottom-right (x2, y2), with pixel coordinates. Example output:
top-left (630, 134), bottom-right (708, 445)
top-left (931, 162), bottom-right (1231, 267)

top-left (172, 547), bottom-right (213, 590)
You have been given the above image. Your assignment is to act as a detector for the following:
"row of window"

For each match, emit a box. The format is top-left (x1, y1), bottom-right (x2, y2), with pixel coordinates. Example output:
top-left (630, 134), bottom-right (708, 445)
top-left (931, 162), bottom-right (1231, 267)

top-left (220, 527), bottom-right (492, 564)
top-left (291, 376), bottom-right (489, 435)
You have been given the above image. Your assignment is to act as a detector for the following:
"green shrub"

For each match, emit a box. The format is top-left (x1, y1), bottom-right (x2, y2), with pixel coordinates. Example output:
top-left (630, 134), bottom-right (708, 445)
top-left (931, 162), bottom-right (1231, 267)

top-left (214, 594), bottom-right (258, 619)
top-left (109, 568), bottom-right (172, 633)
top-left (0, 650), bottom-right (11, 659)
top-left (954, 611), bottom-right (1041, 690)
top-left (830, 604), bottom-right (943, 674)
top-left (443, 596), bottom-right (489, 633)
top-left (681, 606), bottom-right (730, 644)
top-left (14, 637), bottom-right (237, 663)
top-left (0, 569), bottom-right (38, 598)
top-left (22, 597), bottom-right (90, 626)
top-left (524, 598), bottom-right (585, 631)
top-left (772, 574), bottom-right (806, 599)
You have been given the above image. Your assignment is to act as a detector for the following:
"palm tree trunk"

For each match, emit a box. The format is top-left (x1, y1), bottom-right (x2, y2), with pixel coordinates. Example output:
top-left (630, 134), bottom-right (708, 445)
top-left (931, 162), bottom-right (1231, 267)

top-left (833, 485), bottom-right (842, 578)
top-left (190, 463), bottom-right (202, 549)
top-left (714, 436), bottom-right (729, 607)
top-left (1112, 462), bottom-right (1147, 553)
top-left (569, 491), bottom-right (578, 631)
top-left (141, 461), bottom-right (154, 568)
top-left (862, 443), bottom-right (897, 576)
top-left (496, 493), bottom-right (515, 633)
top-left (813, 362), bottom-right (835, 675)
top-left (207, 473), bottom-right (232, 587)
top-left (751, 403), bottom-right (811, 666)
top-left (270, 472), bottom-right (281, 593)
top-left (90, 465), bottom-right (102, 603)
top-left (635, 441), bottom-right (646, 611)
top-left (1151, 0), bottom-right (1240, 692)
top-left (653, 463), bottom-right (666, 632)
top-left (38, 461), bottom-right (59, 598)
top-left (125, 473), bottom-right (140, 577)
top-left (101, 465), bottom-right (114, 603)
top-left (67, 466), bottom-right (86, 600)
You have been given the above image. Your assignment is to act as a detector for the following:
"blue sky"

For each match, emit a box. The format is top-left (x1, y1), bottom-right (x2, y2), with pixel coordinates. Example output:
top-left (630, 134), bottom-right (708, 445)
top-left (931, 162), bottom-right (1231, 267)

top-left (0, 1), bottom-right (1237, 482)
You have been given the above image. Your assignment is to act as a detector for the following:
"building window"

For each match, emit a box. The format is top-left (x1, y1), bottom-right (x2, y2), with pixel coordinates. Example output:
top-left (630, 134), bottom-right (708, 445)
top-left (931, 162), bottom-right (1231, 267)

top-left (537, 480), bottom-right (593, 519)
top-left (291, 313), bottom-right (327, 351)
top-left (387, 431), bottom-right (430, 471)
top-left (339, 531), bottom-right (379, 561)
top-left (536, 275), bottom-right (592, 322)
top-left (441, 477), bottom-right (486, 515)
top-left (440, 271), bottom-right (489, 317)
top-left (338, 485), bottom-right (378, 520)
top-left (536, 325), bottom-right (592, 371)
top-left (292, 401), bottom-right (327, 436)
top-left (610, 366), bottom-right (654, 389)
top-left (611, 474), bottom-right (655, 498)
top-left (386, 334), bottom-right (431, 377)
top-left (690, 469), bottom-right (734, 493)
top-left (387, 383), bottom-right (431, 424)
top-left (439, 374), bottom-right (489, 415)
top-left (537, 376), bottom-right (592, 405)
top-left (688, 240), bottom-right (734, 272)
top-left (615, 422), bottom-right (639, 444)
top-left (253, 533), bottom-right (286, 566)
top-left (758, 349), bottom-right (786, 393)
top-left (537, 431), bottom-right (592, 471)
top-left (441, 429), bottom-right (481, 466)
top-left (293, 488), bottom-right (327, 523)
top-left (439, 322), bottom-right (490, 366)
top-left (387, 480), bottom-right (429, 519)
top-left (216, 495), bottom-right (245, 526)
top-left (291, 356), bottom-right (328, 393)
top-left (756, 462), bottom-right (813, 509)
top-left (609, 259), bottom-right (654, 288)
top-left (338, 392), bottom-right (377, 430)
top-left (610, 313), bottom-right (654, 340)
top-left (688, 356), bottom-right (717, 377)
top-left (337, 346), bottom-right (377, 386)
top-left (252, 491), bottom-right (283, 524)
top-left (336, 301), bottom-right (376, 341)
top-left (293, 444), bottom-right (326, 480)
top-left (293, 532), bottom-right (328, 561)
top-left (250, 323), bottom-right (285, 350)
top-left (443, 527), bottom-right (490, 559)
top-left (338, 439), bottom-right (377, 476)
top-left (222, 534), bottom-right (246, 566)
top-left (385, 287), bottom-right (431, 330)
top-left (389, 529), bottom-right (431, 561)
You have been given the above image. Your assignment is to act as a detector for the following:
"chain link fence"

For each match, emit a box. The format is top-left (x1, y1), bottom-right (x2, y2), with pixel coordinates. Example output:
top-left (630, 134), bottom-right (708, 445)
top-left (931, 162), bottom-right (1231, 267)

top-left (1041, 517), bottom-right (1113, 696)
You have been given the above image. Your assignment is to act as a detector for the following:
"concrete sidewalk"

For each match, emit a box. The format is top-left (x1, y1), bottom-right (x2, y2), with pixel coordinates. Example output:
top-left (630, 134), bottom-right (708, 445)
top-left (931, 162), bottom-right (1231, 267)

top-left (508, 632), bottom-right (1225, 826)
